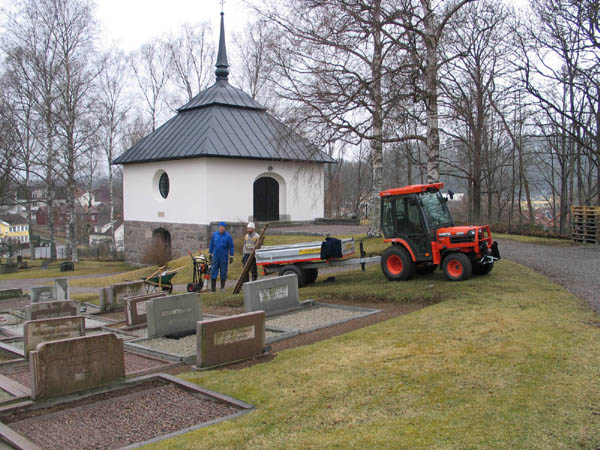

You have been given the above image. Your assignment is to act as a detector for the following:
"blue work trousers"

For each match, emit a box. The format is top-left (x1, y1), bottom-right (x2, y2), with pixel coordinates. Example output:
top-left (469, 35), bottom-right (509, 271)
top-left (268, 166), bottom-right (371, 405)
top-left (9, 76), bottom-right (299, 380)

top-left (211, 255), bottom-right (229, 281)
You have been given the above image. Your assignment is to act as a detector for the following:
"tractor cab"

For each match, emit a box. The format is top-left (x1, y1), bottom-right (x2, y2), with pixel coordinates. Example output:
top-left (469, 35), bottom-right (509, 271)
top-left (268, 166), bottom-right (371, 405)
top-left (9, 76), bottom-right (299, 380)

top-left (379, 183), bottom-right (500, 281)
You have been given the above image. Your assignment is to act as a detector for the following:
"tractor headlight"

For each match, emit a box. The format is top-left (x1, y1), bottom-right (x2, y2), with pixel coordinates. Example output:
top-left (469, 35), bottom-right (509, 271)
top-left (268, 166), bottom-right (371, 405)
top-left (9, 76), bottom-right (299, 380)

top-left (467, 229), bottom-right (475, 237)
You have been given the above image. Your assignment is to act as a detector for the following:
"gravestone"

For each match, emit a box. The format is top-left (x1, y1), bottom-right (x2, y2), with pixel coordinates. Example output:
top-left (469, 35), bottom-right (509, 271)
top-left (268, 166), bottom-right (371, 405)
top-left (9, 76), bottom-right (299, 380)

top-left (146, 293), bottom-right (202, 338)
top-left (30, 286), bottom-right (58, 303)
top-left (29, 333), bottom-right (125, 400)
top-left (99, 281), bottom-right (145, 311)
top-left (0, 288), bottom-right (26, 301)
top-left (125, 292), bottom-right (166, 326)
top-left (24, 316), bottom-right (85, 357)
top-left (243, 274), bottom-right (299, 316)
top-left (196, 311), bottom-right (265, 368)
top-left (54, 278), bottom-right (69, 300)
top-left (25, 300), bottom-right (79, 321)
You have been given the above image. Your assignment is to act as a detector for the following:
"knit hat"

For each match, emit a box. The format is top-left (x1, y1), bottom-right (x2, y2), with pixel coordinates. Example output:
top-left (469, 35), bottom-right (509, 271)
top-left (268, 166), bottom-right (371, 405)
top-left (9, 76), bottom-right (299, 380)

top-left (218, 221), bottom-right (226, 228)
top-left (247, 222), bottom-right (255, 230)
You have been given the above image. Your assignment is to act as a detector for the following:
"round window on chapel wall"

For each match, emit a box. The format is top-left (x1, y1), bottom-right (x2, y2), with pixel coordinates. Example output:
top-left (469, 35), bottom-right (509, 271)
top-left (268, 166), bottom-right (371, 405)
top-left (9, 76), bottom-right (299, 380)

top-left (158, 172), bottom-right (170, 199)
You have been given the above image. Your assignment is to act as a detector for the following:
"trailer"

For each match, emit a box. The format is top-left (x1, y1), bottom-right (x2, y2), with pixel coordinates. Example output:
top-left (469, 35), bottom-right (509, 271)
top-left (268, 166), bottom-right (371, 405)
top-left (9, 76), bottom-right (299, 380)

top-left (255, 238), bottom-right (380, 287)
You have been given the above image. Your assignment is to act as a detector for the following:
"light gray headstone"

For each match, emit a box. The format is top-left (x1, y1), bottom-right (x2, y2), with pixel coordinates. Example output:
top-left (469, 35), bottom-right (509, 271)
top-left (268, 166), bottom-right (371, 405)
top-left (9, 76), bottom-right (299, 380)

top-left (31, 286), bottom-right (58, 303)
top-left (99, 287), bottom-right (112, 311)
top-left (24, 316), bottom-right (85, 357)
top-left (146, 293), bottom-right (202, 338)
top-left (106, 281), bottom-right (145, 311)
top-left (25, 300), bottom-right (79, 321)
top-left (54, 278), bottom-right (69, 300)
top-left (243, 274), bottom-right (299, 315)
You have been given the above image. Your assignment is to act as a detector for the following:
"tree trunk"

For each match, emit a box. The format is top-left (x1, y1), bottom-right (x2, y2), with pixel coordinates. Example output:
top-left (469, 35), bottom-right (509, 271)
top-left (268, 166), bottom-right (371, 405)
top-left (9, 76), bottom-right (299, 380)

top-left (368, 0), bottom-right (384, 236)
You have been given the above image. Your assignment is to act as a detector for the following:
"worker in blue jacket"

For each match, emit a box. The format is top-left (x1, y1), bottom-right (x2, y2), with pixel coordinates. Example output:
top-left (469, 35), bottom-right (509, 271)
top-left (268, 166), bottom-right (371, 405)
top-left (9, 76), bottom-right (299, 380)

top-left (209, 222), bottom-right (234, 292)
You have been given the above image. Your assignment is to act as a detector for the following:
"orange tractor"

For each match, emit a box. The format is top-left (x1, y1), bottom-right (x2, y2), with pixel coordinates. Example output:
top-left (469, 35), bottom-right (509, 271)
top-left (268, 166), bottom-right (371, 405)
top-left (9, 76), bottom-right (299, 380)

top-left (379, 182), bottom-right (500, 281)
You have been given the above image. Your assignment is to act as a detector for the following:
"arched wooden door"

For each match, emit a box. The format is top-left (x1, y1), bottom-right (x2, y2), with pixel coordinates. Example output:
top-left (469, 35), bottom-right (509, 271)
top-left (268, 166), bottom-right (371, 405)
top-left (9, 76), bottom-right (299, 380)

top-left (152, 228), bottom-right (172, 259)
top-left (253, 177), bottom-right (279, 221)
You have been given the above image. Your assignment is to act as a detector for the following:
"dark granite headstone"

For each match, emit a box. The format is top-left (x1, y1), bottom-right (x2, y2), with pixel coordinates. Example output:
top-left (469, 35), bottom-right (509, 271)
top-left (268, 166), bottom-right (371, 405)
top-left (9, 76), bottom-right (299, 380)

top-left (125, 292), bottom-right (166, 326)
top-left (146, 293), bottom-right (202, 338)
top-left (24, 316), bottom-right (85, 357)
top-left (196, 311), bottom-right (265, 368)
top-left (29, 333), bottom-right (125, 400)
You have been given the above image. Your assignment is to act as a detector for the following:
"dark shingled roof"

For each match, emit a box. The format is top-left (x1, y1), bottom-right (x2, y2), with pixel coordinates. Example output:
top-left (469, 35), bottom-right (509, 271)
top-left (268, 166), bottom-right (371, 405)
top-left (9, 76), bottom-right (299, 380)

top-left (114, 81), bottom-right (333, 164)
top-left (114, 14), bottom-right (332, 165)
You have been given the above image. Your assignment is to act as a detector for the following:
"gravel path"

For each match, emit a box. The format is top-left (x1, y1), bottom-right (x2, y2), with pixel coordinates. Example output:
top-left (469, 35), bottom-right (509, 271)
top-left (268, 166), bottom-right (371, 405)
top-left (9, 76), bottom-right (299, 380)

top-left (495, 238), bottom-right (600, 312)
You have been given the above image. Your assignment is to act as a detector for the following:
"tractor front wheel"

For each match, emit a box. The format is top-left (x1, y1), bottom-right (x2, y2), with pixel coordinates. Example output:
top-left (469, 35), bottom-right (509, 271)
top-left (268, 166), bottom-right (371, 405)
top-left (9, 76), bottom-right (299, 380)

top-left (442, 253), bottom-right (472, 281)
top-left (381, 246), bottom-right (415, 281)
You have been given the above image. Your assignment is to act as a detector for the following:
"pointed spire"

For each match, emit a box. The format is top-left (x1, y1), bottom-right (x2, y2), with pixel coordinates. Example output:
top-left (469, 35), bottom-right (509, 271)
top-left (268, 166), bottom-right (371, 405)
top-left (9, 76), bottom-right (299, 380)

top-left (215, 12), bottom-right (229, 81)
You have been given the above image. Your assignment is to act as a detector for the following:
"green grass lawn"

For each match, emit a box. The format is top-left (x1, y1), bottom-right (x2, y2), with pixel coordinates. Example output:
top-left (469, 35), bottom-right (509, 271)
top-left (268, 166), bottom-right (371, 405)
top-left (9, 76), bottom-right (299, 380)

top-left (143, 260), bottom-right (600, 449)
top-left (0, 259), bottom-right (135, 281)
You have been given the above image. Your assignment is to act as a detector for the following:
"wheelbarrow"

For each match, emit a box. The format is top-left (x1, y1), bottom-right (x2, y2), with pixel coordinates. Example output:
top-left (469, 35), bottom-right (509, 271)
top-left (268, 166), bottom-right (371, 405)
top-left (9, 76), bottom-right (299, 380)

top-left (142, 265), bottom-right (183, 294)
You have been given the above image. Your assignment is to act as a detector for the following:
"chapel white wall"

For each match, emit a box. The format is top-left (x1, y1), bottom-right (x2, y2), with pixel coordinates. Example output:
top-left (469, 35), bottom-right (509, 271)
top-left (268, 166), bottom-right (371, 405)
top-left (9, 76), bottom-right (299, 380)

top-left (122, 158), bottom-right (324, 224)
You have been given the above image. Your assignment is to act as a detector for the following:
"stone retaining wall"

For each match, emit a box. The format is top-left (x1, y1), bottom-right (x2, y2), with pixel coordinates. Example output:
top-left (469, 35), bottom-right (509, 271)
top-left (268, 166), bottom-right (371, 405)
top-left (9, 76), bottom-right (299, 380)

top-left (124, 220), bottom-right (250, 264)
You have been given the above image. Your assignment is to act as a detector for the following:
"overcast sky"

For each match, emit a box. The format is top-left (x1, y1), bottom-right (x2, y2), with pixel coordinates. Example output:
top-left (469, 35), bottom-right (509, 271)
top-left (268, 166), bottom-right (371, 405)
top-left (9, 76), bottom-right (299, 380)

top-left (96, 0), bottom-right (252, 52)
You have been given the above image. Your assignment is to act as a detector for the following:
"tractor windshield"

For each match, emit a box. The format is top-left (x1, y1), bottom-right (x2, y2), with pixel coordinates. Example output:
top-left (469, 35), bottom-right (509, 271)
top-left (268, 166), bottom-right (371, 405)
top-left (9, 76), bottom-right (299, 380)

top-left (420, 191), bottom-right (453, 228)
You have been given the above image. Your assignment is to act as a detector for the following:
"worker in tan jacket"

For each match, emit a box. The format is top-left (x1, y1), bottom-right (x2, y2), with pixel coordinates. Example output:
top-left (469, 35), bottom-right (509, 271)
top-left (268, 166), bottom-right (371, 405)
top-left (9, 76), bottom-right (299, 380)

top-left (242, 222), bottom-right (259, 282)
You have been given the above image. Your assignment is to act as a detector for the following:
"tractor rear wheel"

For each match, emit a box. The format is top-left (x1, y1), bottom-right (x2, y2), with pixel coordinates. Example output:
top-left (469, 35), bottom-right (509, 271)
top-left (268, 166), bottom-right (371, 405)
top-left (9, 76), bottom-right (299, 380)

top-left (381, 246), bottom-right (415, 281)
top-left (473, 261), bottom-right (494, 275)
top-left (279, 265), bottom-right (305, 287)
top-left (442, 253), bottom-right (472, 281)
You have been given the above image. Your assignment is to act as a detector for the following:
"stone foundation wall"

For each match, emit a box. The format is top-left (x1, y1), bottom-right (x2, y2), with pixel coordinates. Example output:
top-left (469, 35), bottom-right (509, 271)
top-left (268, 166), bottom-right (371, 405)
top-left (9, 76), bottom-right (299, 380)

top-left (124, 220), bottom-right (250, 265)
top-left (124, 221), bottom-right (210, 264)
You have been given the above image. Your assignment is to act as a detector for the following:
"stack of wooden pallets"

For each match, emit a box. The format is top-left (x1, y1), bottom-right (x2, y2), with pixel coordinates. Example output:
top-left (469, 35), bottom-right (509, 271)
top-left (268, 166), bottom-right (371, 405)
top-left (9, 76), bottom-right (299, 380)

top-left (570, 206), bottom-right (600, 244)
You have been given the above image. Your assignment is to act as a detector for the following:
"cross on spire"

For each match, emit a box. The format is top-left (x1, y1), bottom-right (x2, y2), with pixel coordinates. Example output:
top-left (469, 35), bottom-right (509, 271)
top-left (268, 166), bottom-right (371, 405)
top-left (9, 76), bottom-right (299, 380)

top-left (220, 0), bottom-right (225, 13)
top-left (215, 9), bottom-right (229, 81)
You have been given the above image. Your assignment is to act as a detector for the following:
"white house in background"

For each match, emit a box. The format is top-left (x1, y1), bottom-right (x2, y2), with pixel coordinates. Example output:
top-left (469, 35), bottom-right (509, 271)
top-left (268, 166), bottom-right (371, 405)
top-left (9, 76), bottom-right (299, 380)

top-left (113, 13), bottom-right (333, 263)
top-left (88, 221), bottom-right (124, 252)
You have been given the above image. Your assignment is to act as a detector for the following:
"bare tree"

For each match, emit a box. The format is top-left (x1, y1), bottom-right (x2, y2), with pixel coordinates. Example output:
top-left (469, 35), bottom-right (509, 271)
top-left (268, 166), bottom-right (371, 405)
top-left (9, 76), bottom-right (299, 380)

top-left (517, 0), bottom-right (600, 205)
top-left (96, 49), bottom-right (130, 250)
top-left (254, 0), bottom-right (420, 235)
top-left (130, 40), bottom-right (172, 131)
top-left (166, 23), bottom-right (214, 103)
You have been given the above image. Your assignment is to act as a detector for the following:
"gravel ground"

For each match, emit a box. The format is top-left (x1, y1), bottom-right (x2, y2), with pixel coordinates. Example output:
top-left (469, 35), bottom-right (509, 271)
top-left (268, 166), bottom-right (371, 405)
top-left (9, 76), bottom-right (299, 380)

top-left (496, 238), bottom-right (600, 313)
top-left (266, 306), bottom-right (369, 332)
top-left (6, 382), bottom-right (240, 450)
top-left (136, 334), bottom-right (196, 357)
